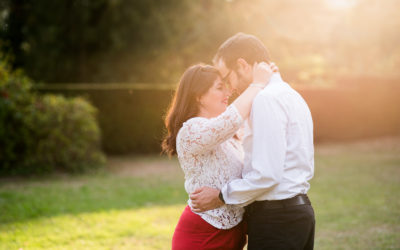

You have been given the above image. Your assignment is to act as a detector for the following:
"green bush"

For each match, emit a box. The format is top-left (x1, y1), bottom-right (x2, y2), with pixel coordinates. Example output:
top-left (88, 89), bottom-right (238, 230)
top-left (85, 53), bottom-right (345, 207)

top-left (0, 58), bottom-right (36, 174)
top-left (29, 95), bottom-right (106, 173)
top-left (0, 58), bottom-right (105, 176)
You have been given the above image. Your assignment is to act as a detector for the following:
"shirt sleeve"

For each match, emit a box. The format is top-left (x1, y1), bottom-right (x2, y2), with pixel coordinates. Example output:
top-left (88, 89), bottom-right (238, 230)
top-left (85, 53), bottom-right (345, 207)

top-left (178, 104), bottom-right (244, 155)
top-left (221, 93), bottom-right (288, 206)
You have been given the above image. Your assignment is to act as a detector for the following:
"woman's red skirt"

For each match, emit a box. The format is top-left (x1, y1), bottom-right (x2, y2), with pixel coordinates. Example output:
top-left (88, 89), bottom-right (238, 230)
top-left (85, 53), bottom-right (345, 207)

top-left (172, 205), bottom-right (246, 250)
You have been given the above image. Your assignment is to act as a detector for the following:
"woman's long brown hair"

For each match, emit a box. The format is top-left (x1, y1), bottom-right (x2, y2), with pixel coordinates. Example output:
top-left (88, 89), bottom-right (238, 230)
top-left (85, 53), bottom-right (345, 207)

top-left (162, 64), bottom-right (220, 156)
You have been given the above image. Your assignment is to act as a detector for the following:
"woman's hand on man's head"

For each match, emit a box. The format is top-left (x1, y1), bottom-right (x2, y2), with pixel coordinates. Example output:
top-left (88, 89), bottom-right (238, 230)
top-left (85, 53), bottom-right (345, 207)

top-left (252, 62), bottom-right (273, 87)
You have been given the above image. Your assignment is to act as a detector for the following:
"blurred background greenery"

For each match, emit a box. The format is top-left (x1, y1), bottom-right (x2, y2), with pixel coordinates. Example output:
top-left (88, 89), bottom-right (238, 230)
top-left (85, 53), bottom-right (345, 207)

top-left (1, 0), bottom-right (400, 167)
top-left (0, 1), bottom-right (399, 249)
top-left (1, 0), bottom-right (399, 84)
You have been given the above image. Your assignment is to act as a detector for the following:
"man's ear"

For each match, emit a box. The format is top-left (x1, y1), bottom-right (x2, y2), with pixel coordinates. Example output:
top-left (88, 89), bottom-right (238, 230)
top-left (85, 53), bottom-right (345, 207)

top-left (236, 58), bottom-right (251, 72)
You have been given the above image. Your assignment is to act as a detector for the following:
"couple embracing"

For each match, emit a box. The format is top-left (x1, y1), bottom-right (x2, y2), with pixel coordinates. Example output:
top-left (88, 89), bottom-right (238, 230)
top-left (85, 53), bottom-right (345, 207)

top-left (162, 33), bottom-right (315, 250)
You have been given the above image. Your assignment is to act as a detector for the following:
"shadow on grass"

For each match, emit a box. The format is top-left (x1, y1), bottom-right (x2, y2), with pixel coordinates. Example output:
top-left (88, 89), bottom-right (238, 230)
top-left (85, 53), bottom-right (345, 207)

top-left (0, 169), bottom-right (188, 225)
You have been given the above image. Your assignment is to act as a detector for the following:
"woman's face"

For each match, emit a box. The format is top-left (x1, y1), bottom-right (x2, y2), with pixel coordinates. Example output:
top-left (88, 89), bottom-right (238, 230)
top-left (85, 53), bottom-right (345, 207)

top-left (198, 76), bottom-right (231, 118)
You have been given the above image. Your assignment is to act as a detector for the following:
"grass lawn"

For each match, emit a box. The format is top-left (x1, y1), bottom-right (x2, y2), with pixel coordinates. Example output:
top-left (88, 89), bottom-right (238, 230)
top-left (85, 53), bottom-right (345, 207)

top-left (1, 137), bottom-right (399, 249)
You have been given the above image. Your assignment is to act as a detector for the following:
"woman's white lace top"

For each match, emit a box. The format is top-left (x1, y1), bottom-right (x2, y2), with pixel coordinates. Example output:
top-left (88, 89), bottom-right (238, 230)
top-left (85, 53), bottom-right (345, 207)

top-left (176, 104), bottom-right (245, 229)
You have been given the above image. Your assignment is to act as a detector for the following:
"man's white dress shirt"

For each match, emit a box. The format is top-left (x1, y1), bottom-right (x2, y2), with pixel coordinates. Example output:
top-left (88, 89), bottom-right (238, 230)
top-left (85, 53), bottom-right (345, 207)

top-left (221, 73), bottom-right (314, 206)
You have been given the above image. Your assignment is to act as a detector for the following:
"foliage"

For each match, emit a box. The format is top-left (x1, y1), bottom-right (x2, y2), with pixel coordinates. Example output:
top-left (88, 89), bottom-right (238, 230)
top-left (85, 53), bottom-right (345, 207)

top-left (1, 0), bottom-right (399, 84)
top-left (0, 57), bottom-right (105, 175)
top-left (0, 56), bottom-right (38, 174)
top-left (0, 0), bottom-right (204, 83)
top-left (29, 95), bottom-right (106, 173)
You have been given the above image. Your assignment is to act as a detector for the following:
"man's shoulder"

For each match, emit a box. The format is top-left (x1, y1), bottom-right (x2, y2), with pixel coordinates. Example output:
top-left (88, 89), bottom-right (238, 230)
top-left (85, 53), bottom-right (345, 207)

top-left (257, 81), bottom-right (291, 100)
top-left (254, 81), bottom-right (309, 113)
top-left (252, 87), bottom-right (285, 111)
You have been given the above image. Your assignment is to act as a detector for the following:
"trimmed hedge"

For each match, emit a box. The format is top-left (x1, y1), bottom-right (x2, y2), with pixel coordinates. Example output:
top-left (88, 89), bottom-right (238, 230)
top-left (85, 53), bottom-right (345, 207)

top-left (301, 77), bottom-right (400, 142)
top-left (0, 60), bottom-right (105, 175)
top-left (36, 77), bottom-right (400, 154)
top-left (39, 88), bottom-right (174, 154)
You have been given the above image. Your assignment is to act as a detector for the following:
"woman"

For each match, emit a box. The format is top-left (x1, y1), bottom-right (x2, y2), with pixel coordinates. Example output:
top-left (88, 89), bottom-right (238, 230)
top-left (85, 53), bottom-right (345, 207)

top-left (162, 63), bottom-right (273, 249)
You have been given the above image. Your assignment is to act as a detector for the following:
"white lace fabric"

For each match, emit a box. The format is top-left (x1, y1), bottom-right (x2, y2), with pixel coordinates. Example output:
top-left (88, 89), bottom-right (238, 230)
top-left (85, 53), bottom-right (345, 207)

top-left (176, 104), bottom-right (245, 229)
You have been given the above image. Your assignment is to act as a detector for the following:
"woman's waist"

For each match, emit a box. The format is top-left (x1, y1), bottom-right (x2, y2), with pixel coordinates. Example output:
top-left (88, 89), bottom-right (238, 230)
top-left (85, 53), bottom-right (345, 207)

top-left (184, 177), bottom-right (239, 194)
top-left (187, 201), bottom-right (245, 229)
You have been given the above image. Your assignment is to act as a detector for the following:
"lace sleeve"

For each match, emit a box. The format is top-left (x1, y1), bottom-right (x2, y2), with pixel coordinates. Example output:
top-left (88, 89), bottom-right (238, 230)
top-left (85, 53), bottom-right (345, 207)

top-left (177, 104), bottom-right (244, 155)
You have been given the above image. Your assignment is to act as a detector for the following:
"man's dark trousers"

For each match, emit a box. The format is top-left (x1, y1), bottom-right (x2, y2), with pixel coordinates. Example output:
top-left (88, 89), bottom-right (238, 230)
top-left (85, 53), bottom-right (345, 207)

top-left (245, 195), bottom-right (315, 250)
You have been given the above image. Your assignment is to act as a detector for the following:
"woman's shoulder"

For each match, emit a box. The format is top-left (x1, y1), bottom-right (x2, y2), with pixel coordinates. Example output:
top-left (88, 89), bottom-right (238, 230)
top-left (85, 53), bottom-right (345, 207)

top-left (176, 117), bottom-right (208, 156)
top-left (184, 116), bottom-right (208, 125)
top-left (177, 117), bottom-right (207, 140)
top-left (181, 116), bottom-right (209, 131)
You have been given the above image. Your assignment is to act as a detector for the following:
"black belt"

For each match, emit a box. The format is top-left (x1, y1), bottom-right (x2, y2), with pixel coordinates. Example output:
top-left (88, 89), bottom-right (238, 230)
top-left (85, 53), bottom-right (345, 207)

top-left (246, 194), bottom-right (311, 212)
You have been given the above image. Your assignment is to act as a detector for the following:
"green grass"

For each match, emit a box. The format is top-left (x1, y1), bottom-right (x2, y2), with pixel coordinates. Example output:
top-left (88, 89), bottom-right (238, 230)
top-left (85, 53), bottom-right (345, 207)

top-left (1, 139), bottom-right (399, 249)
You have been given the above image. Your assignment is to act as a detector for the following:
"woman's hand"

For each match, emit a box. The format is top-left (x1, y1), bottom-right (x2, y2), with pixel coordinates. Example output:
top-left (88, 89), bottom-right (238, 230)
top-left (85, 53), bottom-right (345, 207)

top-left (252, 61), bottom-right (273, 87)
top-left (270, 62), bottom-right (279, 73)
top-left (231, 61), bottom-right (278, 120)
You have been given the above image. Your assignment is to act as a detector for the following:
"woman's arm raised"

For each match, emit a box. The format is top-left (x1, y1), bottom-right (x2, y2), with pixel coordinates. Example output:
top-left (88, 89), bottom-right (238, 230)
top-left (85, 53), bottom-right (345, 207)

top-left (232, 62), bottom-right (273, 119)
top-left (177, 62), bottom-right (274, 156)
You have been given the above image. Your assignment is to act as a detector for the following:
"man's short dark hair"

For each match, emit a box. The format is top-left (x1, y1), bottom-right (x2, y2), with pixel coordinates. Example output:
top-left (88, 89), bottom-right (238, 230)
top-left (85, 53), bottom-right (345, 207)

top-left (213, 32), bottom-right (271, 69)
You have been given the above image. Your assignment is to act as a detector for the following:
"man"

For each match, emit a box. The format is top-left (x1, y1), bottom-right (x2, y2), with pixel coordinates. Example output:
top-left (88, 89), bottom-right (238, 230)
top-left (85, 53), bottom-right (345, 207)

top-left (190, 33), bottom-right (315, 249)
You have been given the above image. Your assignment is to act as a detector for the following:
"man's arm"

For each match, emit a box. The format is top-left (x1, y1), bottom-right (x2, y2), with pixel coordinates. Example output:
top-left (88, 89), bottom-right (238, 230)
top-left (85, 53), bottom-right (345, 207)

top-left (191, 93), bottom-right (287, 211)
top-left (221, 93), bottom-right (287, 206)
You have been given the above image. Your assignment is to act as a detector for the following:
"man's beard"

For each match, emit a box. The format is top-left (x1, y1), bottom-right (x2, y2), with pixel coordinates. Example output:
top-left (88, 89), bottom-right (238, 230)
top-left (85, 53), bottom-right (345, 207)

top-left (236, 71), bottom-right (252, 94)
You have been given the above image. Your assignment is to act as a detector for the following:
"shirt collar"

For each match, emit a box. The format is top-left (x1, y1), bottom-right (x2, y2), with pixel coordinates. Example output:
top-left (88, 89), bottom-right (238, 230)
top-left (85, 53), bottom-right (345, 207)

top-left (270, 72), bottom-right (283, 84)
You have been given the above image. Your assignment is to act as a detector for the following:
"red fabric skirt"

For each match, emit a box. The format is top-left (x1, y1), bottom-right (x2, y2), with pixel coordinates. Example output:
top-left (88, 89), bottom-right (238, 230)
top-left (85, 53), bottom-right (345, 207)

top-left (172, 205), bottom-right (246, 250)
